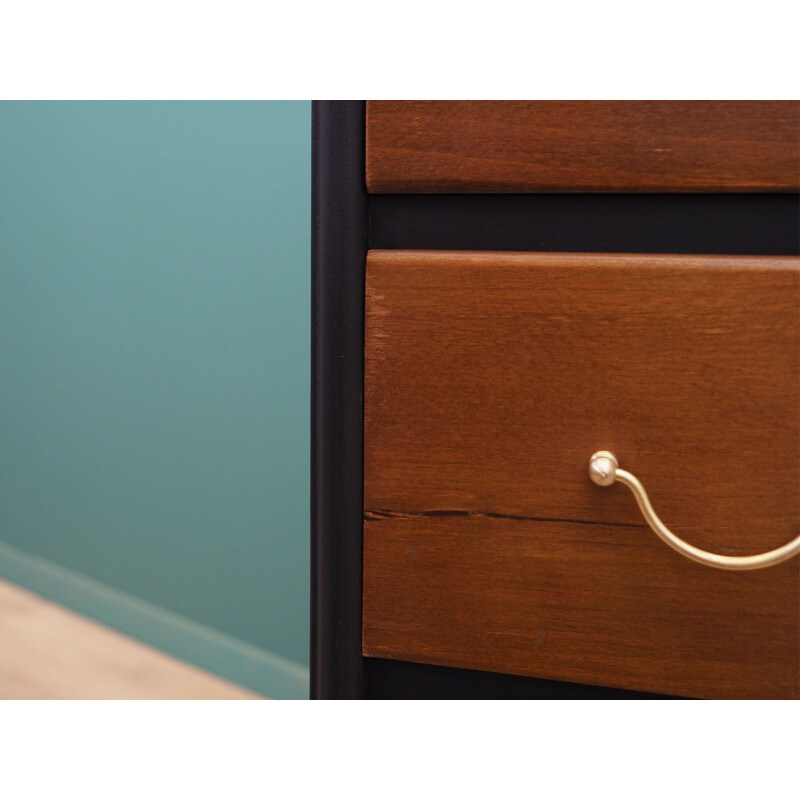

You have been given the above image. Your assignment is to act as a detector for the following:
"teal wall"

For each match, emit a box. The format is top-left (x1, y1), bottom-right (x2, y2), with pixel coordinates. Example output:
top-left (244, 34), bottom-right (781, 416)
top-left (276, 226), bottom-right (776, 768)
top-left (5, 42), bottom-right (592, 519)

top-left (0, 102), bottom-right (310, 697)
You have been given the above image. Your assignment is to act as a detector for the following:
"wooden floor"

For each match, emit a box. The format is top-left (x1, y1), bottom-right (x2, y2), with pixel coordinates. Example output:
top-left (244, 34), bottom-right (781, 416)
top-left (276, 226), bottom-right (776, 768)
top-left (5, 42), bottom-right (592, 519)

top-left (0, 579), bottom-right (261, 699)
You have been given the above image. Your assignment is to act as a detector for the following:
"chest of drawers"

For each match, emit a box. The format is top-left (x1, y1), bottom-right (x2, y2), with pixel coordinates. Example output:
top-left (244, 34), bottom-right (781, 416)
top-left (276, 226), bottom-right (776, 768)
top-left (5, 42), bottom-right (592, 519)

top-left (312, 101), bottom-right (800, 699)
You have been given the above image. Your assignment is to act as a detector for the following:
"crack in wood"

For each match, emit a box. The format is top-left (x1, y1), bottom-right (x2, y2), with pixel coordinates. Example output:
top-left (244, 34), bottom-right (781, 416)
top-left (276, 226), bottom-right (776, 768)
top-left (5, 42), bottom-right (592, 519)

top-left (364, 508), bottom-right (646, 528)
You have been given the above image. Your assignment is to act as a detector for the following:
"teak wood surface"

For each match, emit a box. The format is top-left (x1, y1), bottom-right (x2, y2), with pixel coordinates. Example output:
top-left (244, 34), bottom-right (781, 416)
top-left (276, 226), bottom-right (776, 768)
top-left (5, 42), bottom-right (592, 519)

top-left (366, 101), bottom-right (800, 193)
top-left (362, 250), bottom-right (800, 699)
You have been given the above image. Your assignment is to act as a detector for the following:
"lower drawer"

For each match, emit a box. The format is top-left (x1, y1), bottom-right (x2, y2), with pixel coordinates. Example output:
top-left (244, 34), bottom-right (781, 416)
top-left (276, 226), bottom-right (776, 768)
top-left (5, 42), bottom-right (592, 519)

top-left (362, 250), bottom-right (800, 699)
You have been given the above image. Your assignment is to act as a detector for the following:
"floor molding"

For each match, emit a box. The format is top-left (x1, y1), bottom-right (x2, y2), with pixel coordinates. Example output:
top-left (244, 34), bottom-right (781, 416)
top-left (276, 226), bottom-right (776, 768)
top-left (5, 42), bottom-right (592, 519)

top-left (0, 542), bottom-right (309, 699)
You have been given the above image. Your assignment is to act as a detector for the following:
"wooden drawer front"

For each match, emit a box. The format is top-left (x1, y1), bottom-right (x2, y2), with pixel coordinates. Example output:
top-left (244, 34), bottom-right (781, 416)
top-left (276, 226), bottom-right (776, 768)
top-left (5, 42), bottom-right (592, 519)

top-left (366, 101), bottom-right (800, 194)
top-left (362, 250), bottom-right (800, 699)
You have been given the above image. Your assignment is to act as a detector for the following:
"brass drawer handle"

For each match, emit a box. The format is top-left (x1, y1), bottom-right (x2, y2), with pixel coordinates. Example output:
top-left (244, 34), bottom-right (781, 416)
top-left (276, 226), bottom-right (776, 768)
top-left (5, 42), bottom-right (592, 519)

top-left (588, 451), bottom-right (800, 571)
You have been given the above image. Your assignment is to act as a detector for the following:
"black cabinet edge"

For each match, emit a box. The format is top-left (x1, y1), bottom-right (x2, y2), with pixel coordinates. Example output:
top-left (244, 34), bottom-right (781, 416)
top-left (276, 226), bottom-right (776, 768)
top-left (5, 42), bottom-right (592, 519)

top-left (311, 101), bottom-right (368, 699)
top-left (364, 658), bottom-right (682, 700)
top-left (370, 193), bottom-right (800, 255)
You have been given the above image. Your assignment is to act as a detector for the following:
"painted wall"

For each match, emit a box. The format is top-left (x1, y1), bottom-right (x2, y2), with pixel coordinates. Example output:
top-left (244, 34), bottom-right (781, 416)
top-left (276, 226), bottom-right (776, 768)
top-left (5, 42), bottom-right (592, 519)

top-left (0, 102), bottom-right (310, 697)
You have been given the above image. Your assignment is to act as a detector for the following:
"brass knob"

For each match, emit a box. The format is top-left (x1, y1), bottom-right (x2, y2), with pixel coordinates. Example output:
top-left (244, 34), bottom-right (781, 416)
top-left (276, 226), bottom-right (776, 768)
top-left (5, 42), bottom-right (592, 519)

top-left (588, 451), bottom-right (800, 571)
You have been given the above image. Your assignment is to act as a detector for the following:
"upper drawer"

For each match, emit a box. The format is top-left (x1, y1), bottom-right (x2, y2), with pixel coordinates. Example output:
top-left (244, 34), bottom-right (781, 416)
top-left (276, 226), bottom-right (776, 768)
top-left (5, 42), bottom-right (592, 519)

top-left (366, 101), bottom-right (800, 193)
top-left (362, 250), bottom-right (800, 699)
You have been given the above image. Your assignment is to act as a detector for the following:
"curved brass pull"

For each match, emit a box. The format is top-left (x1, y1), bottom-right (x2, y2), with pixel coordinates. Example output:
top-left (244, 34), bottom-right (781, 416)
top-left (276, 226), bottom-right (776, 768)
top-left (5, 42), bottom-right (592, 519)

top-left (588, 451), bottom-right (800, 571)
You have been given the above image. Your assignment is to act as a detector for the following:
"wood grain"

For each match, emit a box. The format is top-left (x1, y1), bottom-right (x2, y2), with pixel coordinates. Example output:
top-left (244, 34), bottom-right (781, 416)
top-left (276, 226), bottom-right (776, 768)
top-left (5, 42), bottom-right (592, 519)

top-left (363, 250), bottom-right (800, 699)
top-left (366, 101), bottom-right (800, 193)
